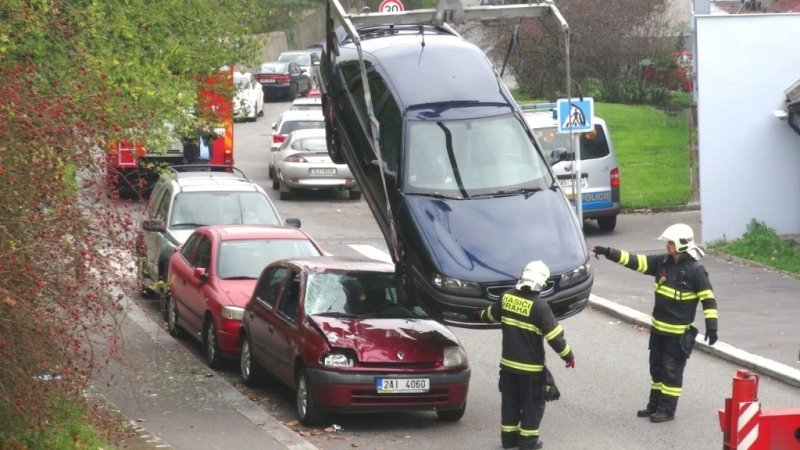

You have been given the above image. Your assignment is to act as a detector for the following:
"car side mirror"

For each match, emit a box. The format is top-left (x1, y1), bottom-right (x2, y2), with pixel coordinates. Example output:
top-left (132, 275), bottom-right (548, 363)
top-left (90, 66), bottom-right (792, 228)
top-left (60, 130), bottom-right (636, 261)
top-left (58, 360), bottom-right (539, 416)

top-left (194, 267), bottom-right (208, 281)
top-left (271, 122), bottom-right (277, 131)
top-left (547, 149), bottom-right (574, 165)
top-left (285, 218), bottom-right (302, 228)
top-left (371, 159), bottom-right (396, 178)
top-left (142, 218), bottom-right (165, 232)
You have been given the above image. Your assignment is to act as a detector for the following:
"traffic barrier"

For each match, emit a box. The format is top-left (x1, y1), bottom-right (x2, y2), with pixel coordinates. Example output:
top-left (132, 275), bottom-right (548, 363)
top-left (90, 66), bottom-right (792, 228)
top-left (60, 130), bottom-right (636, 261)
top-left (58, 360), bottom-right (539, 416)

top-left (719, 369), bottom-right (800, 449)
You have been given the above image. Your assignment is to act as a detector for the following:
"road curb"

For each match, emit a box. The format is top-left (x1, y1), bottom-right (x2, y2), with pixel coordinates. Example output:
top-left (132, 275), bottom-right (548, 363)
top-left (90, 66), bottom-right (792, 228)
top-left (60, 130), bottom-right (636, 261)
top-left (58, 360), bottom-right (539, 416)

top-left (588, 294), bottom-right (800, 388)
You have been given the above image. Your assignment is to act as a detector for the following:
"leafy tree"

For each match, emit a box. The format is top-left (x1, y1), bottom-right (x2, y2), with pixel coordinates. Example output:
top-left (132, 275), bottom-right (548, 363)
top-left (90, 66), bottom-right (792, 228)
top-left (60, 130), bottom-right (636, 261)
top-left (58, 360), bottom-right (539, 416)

top-left (0, 0), bottom-right (262, 442)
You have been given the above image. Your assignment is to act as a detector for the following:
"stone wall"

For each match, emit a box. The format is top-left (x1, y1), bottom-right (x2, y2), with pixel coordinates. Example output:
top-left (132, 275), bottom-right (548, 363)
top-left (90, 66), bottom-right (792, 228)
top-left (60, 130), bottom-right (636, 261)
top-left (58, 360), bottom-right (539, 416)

top-left (253, 9), bottom-right (325, 64)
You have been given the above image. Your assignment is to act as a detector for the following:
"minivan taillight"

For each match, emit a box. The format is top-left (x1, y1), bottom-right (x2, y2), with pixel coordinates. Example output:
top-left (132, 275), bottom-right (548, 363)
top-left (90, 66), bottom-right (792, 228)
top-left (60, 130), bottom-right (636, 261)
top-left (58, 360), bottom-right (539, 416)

top-left (610, 167), bottom-right (620, 188)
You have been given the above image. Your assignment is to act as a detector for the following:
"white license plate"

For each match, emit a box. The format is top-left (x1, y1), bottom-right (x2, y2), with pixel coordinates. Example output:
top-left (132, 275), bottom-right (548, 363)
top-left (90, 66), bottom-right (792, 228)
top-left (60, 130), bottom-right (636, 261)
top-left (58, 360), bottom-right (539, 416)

top-left (375, 377), bottom-right (430, 393)
top-left (261, 79), bottom-right (275, 84)
top-left (558, 177), bottom-right (587, 189)
top-left (309, 168), bottom-right (336, 175)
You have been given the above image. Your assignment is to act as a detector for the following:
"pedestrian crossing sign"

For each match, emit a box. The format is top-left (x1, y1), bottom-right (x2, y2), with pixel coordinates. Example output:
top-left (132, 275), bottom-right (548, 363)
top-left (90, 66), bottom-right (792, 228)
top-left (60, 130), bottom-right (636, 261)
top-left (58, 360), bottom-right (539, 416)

top-left (556, 97), bottom-right (594, 133)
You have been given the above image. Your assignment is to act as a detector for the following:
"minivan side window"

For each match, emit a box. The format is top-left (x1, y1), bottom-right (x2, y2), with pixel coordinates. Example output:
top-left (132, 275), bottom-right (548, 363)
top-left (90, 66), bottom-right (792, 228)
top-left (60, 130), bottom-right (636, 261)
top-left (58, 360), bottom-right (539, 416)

top-left (580, 126), bottom-right (610, 160)
top-left (254, 266), bottom-right (288, 308)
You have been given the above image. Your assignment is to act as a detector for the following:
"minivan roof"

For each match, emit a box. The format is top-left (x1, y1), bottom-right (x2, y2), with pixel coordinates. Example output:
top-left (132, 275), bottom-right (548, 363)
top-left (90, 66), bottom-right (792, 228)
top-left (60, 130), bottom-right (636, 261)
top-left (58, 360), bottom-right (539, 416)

top-left (337, 31), bottom-right (513, 111)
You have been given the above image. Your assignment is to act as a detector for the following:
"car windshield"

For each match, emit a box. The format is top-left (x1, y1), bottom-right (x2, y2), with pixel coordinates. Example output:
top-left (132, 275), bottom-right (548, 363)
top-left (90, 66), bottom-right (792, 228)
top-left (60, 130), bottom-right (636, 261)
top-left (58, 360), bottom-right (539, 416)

top-left (170, 192), bottom-right (279, 228)
top-left (304, 272), bottom-right (424, 318)
top-left (403, 114), bottom-right (552, 198)
top-left (279, 53), bottom-right (310, 66)
top-left (532, 124), bottom-right (610, 160)
top-left (217, 239), bottom-right (321, 279)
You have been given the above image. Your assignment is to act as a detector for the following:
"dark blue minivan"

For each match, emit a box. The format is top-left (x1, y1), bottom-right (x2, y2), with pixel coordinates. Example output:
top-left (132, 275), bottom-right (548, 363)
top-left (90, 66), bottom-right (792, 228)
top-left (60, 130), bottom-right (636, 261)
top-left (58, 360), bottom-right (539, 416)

top-left (320, 18), bottom-right (592, 327)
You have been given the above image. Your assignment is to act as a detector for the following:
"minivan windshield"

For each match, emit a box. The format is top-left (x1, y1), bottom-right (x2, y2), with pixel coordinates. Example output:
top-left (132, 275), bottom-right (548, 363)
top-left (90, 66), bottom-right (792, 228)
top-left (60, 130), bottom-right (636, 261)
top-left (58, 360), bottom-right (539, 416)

top-left (403, 114), bottom-right (552, 198)
top-left (170, 192), bottom-right (280, 228)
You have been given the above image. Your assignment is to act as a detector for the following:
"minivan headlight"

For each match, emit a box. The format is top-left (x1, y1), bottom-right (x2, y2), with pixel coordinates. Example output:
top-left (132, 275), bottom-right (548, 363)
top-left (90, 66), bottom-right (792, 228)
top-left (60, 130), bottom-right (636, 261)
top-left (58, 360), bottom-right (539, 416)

top-left (559, 263), bottom-right (590, 289)
top-left (322, 352), bottom-right (354, 368)
top-left (432, 273), bottom-right (482, 296)
top-left (443, 346), bottom-right (468, 368)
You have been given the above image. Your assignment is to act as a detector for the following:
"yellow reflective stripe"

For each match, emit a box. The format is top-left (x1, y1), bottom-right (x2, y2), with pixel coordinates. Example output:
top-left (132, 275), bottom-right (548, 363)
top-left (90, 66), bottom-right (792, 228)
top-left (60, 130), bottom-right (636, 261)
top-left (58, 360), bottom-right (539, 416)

top-left (660, 384), bottom-right (682, 397)
top-left (704, 309), bottom-right (719, 319)
top-left (500, 357), bottom-right (544, 373)
top-left (485, 306), bottom-right (496, 322)
top-left (501, 424), bottom-right (519, 432)
top-left (650, 382), bottom-right (662, 391)
top-left (654, 284), bottom-right (699, 301)
top-left (502, 316), bottom-right (542, 334)
top-left (558, 344), bottom-right (571, 358)
top-left (650, 318), bottom-right (689, 335)
top-left (519, 428), bottom-right (540, 437)
top-left (544, 325), bottom-right (563, 341)
top-left (636, 254), bottom-right (648, 273)
top-left (619, 250), bottom-right (630, 265)
top-left (697, 289), bottom-right (714, 301)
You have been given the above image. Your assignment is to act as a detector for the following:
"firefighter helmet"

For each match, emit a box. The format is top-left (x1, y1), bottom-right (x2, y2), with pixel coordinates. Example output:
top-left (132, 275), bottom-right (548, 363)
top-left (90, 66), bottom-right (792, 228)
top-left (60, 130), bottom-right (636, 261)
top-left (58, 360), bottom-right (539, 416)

top-left (516, 260), bottom-right (550, 292)
top-left (658, 223), bottom-right (705, 259)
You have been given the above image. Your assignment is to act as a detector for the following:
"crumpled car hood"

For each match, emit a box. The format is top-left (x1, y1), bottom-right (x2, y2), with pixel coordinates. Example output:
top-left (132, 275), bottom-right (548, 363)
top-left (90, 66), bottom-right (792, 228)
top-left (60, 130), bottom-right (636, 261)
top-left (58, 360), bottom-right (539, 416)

top-left (404, 189), bottom-right (587, 279)
top-left (309, 316), bottom-right (460, 363)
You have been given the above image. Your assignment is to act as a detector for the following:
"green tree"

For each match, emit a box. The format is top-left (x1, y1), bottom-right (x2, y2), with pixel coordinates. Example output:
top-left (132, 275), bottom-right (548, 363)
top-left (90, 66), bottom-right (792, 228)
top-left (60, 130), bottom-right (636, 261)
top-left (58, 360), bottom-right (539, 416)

top-left (0, 0), bottom-right (262, 443)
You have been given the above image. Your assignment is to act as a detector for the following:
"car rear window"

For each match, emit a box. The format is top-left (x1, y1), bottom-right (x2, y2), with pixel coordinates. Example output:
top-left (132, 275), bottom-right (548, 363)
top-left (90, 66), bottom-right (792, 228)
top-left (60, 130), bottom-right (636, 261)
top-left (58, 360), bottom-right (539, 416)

top-left (532, 125), bottom-right (611, 160)
top-left (279, 120), bottom-right (324, 135)
top-left (218, 239), bottom-right (321, 279)
top-left (170, 192), bottom-right (280, 228)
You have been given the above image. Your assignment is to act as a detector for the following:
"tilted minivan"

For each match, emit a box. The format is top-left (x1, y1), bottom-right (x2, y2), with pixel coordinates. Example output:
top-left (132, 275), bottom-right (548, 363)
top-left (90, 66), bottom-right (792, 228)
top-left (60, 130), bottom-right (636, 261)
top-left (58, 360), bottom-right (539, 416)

top-left (319, 14), bottom-right (592, 327)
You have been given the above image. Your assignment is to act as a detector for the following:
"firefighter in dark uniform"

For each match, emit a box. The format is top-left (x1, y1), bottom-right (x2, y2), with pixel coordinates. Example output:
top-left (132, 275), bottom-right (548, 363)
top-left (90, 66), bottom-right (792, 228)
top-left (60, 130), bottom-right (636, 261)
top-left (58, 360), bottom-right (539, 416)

top-left (477, 260), bottom-right (575, 450)
top-left (592, 223), bottom-right (719, 423)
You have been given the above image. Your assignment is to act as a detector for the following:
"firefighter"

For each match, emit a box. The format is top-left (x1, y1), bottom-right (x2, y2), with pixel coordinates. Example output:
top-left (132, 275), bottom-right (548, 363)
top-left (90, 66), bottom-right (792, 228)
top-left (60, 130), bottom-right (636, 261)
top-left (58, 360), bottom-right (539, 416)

top-left (592, 223), bottom-right (718, 423)
top-left (476, 260), bottom-right (576, 450)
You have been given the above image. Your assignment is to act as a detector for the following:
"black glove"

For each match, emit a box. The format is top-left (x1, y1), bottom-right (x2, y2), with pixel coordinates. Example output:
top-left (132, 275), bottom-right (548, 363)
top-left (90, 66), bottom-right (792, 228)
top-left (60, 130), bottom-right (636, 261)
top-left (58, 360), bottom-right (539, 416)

top-left (592, 246), bottom-right (610, 259)
top-left (704, 329), bottom-right (718, 346)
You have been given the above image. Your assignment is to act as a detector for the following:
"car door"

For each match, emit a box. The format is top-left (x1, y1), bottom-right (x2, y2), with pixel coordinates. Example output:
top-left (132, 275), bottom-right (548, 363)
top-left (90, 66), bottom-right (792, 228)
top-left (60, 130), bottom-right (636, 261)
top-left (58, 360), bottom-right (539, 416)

top-left (248, 265), bottom-right (288, 371)
top-left (265, 270), bottom-right (302, 385)
top-left (180, 234), bottom-right (212, 335)
top-left (143, 185), bottom-right (172, 283)
top-left (169, 232), bottom-right (201, 319)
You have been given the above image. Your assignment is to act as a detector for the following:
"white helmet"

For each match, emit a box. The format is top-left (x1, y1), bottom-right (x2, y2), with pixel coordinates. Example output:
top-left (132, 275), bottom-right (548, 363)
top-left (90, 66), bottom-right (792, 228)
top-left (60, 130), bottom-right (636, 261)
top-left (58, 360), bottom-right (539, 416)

top-left (516, 260), bottom-right (550, 291)
top-left (658, 223), bottom-right (705, 259)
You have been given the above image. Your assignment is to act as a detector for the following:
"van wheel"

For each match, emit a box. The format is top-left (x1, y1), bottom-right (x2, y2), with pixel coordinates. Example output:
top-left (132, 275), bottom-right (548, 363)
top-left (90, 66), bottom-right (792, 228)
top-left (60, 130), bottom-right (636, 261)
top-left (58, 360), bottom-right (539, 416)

top-left (240, 335), bottom-right (265, 387)
top-left (597, 215), bottom-right (617, 231)
top-left (296, 367), bottom-right (324, 426)
top-left (348, 190), bottom-right (361, 200)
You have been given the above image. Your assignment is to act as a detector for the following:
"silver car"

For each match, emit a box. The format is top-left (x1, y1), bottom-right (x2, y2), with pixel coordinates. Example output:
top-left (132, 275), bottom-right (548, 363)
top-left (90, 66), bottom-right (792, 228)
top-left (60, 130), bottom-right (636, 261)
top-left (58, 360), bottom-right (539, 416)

top-left (271, 129), bottom-right (361, 200)
top-left (523, 104), bottom-right (621, 231)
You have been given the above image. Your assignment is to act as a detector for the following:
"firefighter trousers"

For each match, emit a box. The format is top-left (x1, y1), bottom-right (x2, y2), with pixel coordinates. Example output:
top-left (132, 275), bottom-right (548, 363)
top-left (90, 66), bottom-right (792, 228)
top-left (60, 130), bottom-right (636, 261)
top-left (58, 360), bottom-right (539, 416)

top-left (646, 332), bottom-right (689, 416)
top-left (499, 369), bottom-right (545, 449)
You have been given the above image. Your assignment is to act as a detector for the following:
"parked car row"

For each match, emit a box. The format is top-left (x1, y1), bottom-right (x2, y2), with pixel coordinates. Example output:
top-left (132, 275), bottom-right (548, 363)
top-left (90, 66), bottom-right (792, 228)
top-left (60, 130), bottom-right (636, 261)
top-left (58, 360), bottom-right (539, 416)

top-left (254, 50), bottom-right (320, 101)
top-left (136, 164), bottom-right (469, 426)
top-left (269, 99), bottom-right (360, 200)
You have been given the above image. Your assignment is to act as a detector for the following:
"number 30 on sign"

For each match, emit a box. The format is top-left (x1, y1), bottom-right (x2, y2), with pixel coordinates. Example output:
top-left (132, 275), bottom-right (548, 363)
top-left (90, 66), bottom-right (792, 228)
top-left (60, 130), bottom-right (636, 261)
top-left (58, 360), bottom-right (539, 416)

top-left (379, 0), bottom-right (405, 12)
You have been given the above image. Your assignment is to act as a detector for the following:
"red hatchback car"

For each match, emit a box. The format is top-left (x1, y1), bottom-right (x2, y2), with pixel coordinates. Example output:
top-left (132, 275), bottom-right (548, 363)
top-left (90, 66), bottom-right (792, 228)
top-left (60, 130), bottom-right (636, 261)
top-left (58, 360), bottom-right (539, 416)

top-left (166, 225), bottom-right (324, 368)
top-left (239, 256), bottom-right (470, 426)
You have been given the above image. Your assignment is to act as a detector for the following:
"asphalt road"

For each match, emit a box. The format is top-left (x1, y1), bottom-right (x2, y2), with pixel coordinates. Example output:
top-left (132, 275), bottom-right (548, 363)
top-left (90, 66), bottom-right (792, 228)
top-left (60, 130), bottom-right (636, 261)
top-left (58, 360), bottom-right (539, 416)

top-left (91, 99), bottom-right (800, 450)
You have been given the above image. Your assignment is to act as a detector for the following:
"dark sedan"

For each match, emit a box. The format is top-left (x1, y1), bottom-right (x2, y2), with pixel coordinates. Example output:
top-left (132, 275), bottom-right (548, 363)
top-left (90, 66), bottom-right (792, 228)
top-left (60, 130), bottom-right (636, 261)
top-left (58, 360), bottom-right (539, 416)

top-left (254, 61), bottom-right (311, 101)
top-left (239, 256), bottom-right (470, 426)
top-left (319, 19), bottom-right (592, 327)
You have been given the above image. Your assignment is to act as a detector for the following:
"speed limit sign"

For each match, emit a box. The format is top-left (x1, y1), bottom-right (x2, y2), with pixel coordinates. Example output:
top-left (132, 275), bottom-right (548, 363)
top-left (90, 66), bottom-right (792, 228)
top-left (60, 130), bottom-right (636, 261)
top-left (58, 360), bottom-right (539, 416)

top-left (379, 0), bottom-right (405, 12)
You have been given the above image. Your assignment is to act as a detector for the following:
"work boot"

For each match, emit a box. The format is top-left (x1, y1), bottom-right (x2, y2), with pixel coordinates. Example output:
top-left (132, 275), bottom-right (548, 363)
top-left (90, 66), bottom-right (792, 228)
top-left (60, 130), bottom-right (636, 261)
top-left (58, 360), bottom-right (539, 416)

top-left (636, 408), bottom-right (656, 418)
top-left (501, 437), bottom-right (518, 449)
top-left (519, 440), bottom-right (543, 450)
top-left (650, 411), bottom-right (675, 423)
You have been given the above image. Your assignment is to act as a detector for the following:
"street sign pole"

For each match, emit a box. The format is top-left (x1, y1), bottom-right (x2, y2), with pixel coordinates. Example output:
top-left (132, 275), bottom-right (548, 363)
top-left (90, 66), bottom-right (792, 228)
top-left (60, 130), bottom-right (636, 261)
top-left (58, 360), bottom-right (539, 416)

top-left (556, 97), bottom-right (594, 228)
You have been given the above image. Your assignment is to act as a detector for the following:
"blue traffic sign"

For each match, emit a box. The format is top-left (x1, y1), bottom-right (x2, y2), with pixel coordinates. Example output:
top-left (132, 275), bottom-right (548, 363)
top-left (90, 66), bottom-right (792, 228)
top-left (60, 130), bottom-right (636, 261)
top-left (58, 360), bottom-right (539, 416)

top-left (556, 97), bottom-right (594, 133)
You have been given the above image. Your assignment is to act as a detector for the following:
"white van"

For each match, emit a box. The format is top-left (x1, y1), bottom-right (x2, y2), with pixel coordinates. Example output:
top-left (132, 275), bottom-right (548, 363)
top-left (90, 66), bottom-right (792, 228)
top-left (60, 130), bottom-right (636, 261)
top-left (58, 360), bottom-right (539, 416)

top-left (523, 104), bottom-right (621, 231)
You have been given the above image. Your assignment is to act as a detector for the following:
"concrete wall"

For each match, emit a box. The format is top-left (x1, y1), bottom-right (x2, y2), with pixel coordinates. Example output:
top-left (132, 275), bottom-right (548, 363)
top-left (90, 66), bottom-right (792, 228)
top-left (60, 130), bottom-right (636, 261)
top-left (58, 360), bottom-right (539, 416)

top-left (695, 13), bottom-right (800, 242)
top-left (254, 9), bottom-right (326, 64)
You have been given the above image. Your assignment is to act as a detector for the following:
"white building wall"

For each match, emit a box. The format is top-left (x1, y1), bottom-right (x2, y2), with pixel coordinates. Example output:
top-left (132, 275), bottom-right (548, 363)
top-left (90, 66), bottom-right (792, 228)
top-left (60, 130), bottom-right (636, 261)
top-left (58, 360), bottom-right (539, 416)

top-left (695, 14), bottom-right (800, 242)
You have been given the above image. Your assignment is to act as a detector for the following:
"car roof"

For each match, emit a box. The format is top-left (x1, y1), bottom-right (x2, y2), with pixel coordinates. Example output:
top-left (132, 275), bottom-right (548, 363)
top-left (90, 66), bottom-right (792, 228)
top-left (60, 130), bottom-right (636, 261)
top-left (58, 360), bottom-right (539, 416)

top-left (337, 30), bottom-right (511, 110)
top-left (165, 171), bottom-right (263, 192)
top-left (198, 224), bottom-right (314, 240)
top-left (258, 61), bottom-right (289, 71)
top-left (274, 255), bottom-right (394, 273)
top-left (523, 109), bottom-right (607, 129)
top-left (291, 97), bottom-right (322, 106)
